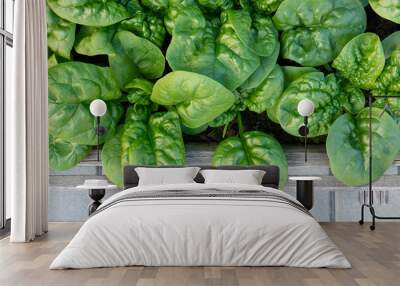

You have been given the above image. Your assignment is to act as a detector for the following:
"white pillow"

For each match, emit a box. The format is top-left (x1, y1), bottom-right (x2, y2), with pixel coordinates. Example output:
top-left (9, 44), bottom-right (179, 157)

top-left (135, 167), bottom-right (201, 186)
top-left (200, 169), bottom-right (266, 185)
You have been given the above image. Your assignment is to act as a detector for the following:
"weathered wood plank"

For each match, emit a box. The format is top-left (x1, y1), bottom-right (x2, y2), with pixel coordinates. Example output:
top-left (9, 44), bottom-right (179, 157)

top-left (48, 144), bottom-right (400, 222)
top-left (1, 223), bottom-right (400, 286)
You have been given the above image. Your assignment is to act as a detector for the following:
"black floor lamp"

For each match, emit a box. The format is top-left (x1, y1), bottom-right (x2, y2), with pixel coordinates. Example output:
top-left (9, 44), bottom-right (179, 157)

top-left (297, 99), bottom-right (315, 162)
top-left (359, 94), bottom-right (400, 230)
top-left (89, 99), bottom-right (107, 161)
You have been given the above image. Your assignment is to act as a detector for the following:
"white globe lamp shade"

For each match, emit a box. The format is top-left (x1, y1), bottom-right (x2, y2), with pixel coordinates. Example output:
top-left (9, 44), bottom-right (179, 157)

top-left (90, 99), bottom-right (107, 117)
top-left (297, 99), bottom-right (315, 117)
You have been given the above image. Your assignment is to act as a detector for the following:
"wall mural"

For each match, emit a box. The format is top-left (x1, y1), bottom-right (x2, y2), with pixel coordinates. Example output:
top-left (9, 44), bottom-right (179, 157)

top-left (47, 0), bottom-right (400, 188)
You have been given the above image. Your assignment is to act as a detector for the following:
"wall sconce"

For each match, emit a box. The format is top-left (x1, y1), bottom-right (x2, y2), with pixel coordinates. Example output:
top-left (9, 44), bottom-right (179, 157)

top-left (297, 99), bottom-right (315, 162)
top-left (89, 99), bottom-right (107, 161)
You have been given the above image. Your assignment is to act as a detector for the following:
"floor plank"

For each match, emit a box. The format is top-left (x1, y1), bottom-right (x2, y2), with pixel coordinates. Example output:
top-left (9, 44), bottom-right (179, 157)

top-left (0, 223), bottom-right (399, 286)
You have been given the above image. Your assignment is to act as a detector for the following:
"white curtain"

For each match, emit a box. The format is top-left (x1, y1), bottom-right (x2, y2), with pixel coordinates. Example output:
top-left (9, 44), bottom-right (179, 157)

top-left (7, 0), bottom-right (49, 242)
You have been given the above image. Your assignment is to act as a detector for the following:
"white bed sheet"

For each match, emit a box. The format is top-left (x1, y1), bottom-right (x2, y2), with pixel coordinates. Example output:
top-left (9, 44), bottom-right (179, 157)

top-left (50, 183), bottom-right (350, 269)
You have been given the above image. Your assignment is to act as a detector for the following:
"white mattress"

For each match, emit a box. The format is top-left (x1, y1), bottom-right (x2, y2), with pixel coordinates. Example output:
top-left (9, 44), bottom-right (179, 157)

top-left (50, 183), bottom-right (350, 269)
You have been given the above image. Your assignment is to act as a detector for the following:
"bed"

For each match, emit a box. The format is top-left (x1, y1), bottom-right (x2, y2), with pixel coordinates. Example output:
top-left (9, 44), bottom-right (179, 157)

top-left (50, 165), bottom-right (350, 269)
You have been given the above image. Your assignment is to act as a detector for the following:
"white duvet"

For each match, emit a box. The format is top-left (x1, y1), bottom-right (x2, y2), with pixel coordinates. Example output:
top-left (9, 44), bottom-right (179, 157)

top-left (50, 183), bottom-right (350, 269)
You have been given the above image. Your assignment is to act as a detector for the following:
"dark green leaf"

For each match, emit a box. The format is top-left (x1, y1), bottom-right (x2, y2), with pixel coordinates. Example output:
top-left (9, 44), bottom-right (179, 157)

top-left (266, 66), bottom-right (318, 123)
top-left (197, 0), bottom-right (234, 11)
top-left (48, 62), bottom-right (121, 103)
top-left (48, 54), bottom-right (58, 68)
top-left (338, 79), bottom-right (365, 114)
top-left (240, 43), bottom-right (280, 90)
top-left (250, 0), bottom-right (284, 14)
top-left (109, 30), bottom-right (165, 89)
top-left (126, 78), bottom-right (154, 105)
top-left (47, 0), bottom-right (129, 26)
top-left (373, 98), bottom-right (400, 126)
top-left (332, 33), bottom-right (385, 89)
top-left (327, 108), bottom-right (400, 186)
top-left (208, 106), bottom-right (238, 128)
top-left (372, 50), bottom-right (400, 97)
top-left (281, 66), bottom-right (318, 88)
top-left (164, 0), bottom-right (204, 34)
top-left (212, 131), bottom-right (288, 189)
top-left (48, 62), bottom-right (123, 145)
top-left (101, 126), bottom-right (124, 187)
top-left (47, 6), bottom-right (76, 59)
top-left (141, 0), bottom-right (168, 12)
top-left (273, 0), bottom-right (366, 66)
top-left (74, 26), bottom-right (116, 56)
top-left (49, 136), bottom-right (92, 171)
top-left (119, 6), bottom-right (166, 48)
top-left (382, 32), bottom-right (400, 59)
top-left (166, 9), bottom-right (261, 90)
top-left (228, 10), bottom-right (278, 57)
top-left (151, 71), bottom-right (236, 128)
top-left (369, 0), bottom-right (400, 24)
top-left (102, 106), bottom-right (186, 186)
top-left (243, 65), bottom-right (284, 114)
top-left (181, 124), bottom-right (209, 135)
top-left (49, 101), bottom-right (123, 145)
top-left (278, 72), bottom-right (343, 137)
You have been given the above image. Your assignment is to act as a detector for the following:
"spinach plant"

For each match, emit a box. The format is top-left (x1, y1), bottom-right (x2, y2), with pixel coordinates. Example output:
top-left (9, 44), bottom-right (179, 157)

top-left (327, 108), bottom-right (400, 186)
top-left (46, 0), bottom-right (400, 188)
top-left (213, 114), bottom-right (288, 189)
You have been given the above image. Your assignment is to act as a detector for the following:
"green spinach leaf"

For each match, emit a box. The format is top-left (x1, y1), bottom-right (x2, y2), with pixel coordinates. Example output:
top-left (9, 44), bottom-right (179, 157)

top-left (48, 62), bottom-right (123, 145)
top-left (47, 6), bottom-right (76, 59)
top-left (382, 31), bottom-right (400, 59)
top-left (332, 33), bottom-right (385, 89)
top-left (49, 136), bottom-right (92, 171)
top-left (373, 98), bottom-right (400, 126)
top-left (243, 65), bottom-right (284, 114)
top-left (369, 0), bottom-right (400, 24)
top-left (372, 50), bottom-right (400, 97)
top-left (278, 72), bottom-right (343, 137)
top-left (327, 108), bottom-right (400, 186)
top-left (125, 78), bottom-right (154, 105)
top-left (119, 0), bottom-right (166, 47)
top-left (47, 0), bottom-right (129, 26)
top-left (151, 71), bottom-right (236, 128)
top-left (240, 43), bottom-right (280, 90)
top-left (250, 0), bottom-right (284, 14)
top-left (102, 106), bottom-right (185, 186)
top-left (74, 26), bottom-right (116, 56)
top-left (212, 131), bottom-right (288, 189)
top-left (166, 8), bottom-right (277, 90)
top-left (273, 0), bottom-right (366, 67)
top-left (109, 30), bottom-right (165, 89)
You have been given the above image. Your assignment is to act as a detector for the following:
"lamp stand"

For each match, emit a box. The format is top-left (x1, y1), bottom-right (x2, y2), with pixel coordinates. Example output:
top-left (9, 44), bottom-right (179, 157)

top-left (95, 116), bottom-right (106, 162)
top-left (304, 116), bottom-right (308, 162)
top-left (298, 116), bottom-right (309, 162)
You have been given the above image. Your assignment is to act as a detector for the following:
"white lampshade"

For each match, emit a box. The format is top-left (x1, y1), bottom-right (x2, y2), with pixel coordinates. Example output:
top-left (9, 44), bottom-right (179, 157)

top-left (297, 99), bottom-right (315, 117)
top-left (89, 99), bottom-right (107, 117)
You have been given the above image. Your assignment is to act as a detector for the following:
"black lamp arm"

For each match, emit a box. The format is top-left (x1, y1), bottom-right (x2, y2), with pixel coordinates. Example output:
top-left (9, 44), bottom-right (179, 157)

top-left (304, 116), bottom-right (308, 162)
top-left (298, 116), bottom-right (309, 162)
top-left (95, 116), bottom-right (106, 162)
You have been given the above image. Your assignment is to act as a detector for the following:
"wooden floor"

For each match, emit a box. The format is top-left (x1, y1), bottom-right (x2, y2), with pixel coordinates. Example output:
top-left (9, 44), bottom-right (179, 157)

top-left (0, 223), bottom-right (399, 286)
